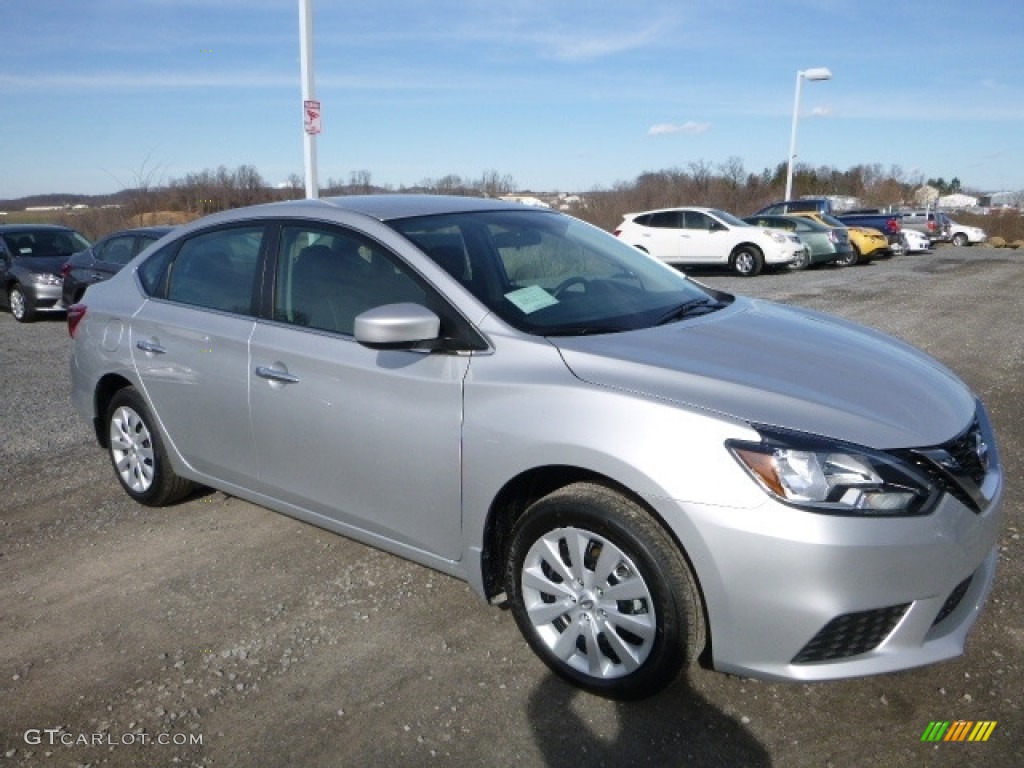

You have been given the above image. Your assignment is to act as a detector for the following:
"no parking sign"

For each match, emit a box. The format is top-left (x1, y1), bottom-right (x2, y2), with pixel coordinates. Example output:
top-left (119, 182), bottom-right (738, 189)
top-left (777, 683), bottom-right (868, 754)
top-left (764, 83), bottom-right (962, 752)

top-left (304, 99), bottom-right (321, 134)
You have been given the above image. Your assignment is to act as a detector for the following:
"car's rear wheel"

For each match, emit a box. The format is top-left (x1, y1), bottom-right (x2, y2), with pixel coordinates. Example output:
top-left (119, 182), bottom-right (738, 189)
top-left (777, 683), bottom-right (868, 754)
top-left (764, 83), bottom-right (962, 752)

top-left (107, 387), bottom-right (195, 506)
top-left (8, 284), bottom-right (35, 323)
top-left (835, 246), bottom-right (858, 267)
top-left (505, 482), bottom-right (704, 700)
top-left (730, 246), bottom-right (764, 276)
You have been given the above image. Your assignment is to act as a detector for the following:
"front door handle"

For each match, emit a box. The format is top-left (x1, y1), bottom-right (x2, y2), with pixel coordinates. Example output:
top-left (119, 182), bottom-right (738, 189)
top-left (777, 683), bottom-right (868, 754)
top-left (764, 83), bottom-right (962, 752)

top-left (255, 365), bottom-right (300, 384)
top-left (136, 339), bottom-right (166, 355)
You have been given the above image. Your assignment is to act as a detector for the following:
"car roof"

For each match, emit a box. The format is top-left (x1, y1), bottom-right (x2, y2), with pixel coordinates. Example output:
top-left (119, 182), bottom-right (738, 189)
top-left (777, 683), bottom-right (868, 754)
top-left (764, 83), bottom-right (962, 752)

top-left (0, 224), bottom-right (82, 233)
top-left (103, 226), bottom-right (176, 237)
top-left (196, 194), bottom-right (537, 225)
top-left (624, 206), bottom-right (716, 217)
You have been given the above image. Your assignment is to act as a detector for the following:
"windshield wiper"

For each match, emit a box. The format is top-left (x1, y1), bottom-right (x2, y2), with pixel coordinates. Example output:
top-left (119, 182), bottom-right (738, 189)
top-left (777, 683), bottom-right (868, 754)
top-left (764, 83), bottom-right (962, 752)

top-left (655, 298), bottom-right (724, 326)
top-left (543, 324), bottom-right (625, 337)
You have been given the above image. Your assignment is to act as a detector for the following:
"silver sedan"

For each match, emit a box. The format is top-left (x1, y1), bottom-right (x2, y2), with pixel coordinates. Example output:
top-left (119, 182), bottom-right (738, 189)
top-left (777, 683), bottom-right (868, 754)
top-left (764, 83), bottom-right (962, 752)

top-left (69, 195), bottom-right (1003, 699)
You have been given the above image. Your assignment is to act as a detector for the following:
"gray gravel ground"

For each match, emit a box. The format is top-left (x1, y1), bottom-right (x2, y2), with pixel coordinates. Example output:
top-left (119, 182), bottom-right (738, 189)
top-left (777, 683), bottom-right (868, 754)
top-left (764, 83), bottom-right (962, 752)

top-left (1, 244), bottom-right (1021, 767)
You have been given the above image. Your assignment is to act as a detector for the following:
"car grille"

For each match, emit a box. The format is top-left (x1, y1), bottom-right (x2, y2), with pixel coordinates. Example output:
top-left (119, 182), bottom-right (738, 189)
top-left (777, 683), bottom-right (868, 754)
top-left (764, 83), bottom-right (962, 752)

top-left (792, 603), bottom-right (910, 664)
top-left (931, 575), bottom-right (973, 628)
top-left (895, 415), bottom-right (994, 514)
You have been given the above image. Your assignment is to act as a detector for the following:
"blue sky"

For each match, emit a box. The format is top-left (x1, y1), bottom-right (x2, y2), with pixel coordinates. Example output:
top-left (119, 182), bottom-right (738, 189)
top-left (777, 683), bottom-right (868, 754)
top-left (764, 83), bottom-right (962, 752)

top-left (2, 0), bottom-right (1022, 199)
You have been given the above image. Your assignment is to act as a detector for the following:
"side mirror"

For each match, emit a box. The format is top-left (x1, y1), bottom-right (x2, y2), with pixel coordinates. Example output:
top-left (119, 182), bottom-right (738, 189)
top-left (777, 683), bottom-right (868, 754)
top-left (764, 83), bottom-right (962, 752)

top-left (354, 303), bottom-right (441, 350)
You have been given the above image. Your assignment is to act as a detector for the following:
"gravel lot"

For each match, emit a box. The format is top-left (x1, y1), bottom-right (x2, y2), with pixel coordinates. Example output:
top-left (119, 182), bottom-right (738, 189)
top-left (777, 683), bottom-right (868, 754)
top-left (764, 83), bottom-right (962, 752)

top-left (1, 245), bottom-right (1021, 767)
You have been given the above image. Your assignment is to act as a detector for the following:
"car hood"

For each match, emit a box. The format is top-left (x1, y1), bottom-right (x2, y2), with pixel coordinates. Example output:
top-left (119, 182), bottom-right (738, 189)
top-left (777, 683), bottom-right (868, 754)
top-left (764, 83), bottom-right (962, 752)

top-left (17, 255), bottom-right (67, 275)
top-left (551, 297), bottom-right (975, 449)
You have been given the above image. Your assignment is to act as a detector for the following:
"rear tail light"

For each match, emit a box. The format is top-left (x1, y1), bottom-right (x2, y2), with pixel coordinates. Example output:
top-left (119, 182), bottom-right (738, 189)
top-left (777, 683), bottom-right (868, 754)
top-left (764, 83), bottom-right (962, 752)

top-left (67, 303), bottom-right (87, 338)
top-left (828, 229), bottom-right (839, 244)
top-left (61, 263), bottom-right (71, 279)
top-left (886, 218), bottom-right (901, 234)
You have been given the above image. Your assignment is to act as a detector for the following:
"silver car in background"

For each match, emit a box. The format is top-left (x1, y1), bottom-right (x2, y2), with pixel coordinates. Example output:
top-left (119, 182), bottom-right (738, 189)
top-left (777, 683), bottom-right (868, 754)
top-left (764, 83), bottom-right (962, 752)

top-left (69, 195), bottom-right (1003, 699)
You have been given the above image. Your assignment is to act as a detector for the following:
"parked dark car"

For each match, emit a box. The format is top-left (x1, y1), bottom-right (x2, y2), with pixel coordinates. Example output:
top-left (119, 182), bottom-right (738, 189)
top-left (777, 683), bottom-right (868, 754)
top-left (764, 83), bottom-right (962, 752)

top-left (0, 224), bottom-right (91, 322)
top-left (62, 226), bottom-right (175, 306)
top-left (752, 198), bottom-right (836, 216)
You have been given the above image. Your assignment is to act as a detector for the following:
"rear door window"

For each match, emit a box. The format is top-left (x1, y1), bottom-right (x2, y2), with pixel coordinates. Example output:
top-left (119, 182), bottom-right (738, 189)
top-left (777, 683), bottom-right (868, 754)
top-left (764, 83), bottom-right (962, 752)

top-left (162, 226), bottom-right (265, 314)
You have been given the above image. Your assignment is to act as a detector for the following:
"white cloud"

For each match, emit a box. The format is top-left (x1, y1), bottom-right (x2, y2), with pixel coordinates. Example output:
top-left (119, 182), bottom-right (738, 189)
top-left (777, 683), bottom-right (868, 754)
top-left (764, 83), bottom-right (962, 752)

top-left (808, 106), bottom-right (832, 117)
top-left (648, 121), bottom-right (712, 136)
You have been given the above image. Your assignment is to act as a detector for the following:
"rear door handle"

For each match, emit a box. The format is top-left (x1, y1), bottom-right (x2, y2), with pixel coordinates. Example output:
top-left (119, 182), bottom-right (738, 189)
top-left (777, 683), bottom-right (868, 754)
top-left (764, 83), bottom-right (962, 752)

top-left (255, 365), bottom-right (300, 384)
top-left (136, 340), bottom-right (166, 355)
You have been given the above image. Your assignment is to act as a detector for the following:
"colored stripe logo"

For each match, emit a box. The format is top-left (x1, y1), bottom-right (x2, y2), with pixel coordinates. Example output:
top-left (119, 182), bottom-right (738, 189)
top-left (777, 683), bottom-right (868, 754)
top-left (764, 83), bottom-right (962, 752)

top-left (921, 721), bottom-right (997, 742)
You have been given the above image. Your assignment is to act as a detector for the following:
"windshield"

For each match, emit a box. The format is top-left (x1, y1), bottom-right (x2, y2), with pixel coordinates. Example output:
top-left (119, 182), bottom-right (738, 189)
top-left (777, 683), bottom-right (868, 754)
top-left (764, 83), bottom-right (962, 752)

top-left (2, 229), bottom-right (91, 258)
top-left (389, 209), bottom-right (728, 336)
top-left (709, 209), bottom-right (750, 227)
top-left (817, 213), bottom-right (846, 228)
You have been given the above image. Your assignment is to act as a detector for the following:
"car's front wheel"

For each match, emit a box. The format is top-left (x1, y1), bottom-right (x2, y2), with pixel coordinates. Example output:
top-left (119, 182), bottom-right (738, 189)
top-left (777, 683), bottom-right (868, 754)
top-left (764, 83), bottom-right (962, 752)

top-left (951, 233), bottom-right (968, 247)
top-left (505, 482), bottom-right (704, 699)
top-left (107, 387), bottom-right (195, 506)
top-left (8, 284), bottom-right (35, 322)
top-left (730, 246), bottom-right (764, 276)
top-left (787, 248), bottom-right (810, 271)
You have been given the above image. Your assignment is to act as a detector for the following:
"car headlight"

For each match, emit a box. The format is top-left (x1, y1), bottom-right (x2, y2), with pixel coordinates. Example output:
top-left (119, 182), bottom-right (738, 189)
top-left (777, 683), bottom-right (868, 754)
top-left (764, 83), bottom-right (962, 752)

top-left (763, 230), bottom-right (788, 244)
top-left (727, 427), bottom-right (940, 516)
top-left (30, 272), bottom-right (62, 286)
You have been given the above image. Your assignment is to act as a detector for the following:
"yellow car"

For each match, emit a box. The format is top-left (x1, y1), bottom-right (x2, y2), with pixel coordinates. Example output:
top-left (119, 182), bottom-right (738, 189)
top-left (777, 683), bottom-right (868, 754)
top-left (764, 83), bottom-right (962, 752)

top-left (787, 212), bottom-right (891, 264)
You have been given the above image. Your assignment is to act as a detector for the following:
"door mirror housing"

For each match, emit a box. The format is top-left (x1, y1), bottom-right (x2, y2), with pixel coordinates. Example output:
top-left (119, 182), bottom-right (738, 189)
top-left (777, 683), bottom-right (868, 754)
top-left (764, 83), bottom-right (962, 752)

top-left (354, 303), bottom-right (442, 350)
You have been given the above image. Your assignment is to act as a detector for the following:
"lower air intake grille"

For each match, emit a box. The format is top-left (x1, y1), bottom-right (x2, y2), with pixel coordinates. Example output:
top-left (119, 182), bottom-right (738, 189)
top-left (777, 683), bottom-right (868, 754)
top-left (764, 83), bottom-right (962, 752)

top-left (932, 576), bottom-right (972, 627)
top-left (792, 603), bottom-right (910, 664)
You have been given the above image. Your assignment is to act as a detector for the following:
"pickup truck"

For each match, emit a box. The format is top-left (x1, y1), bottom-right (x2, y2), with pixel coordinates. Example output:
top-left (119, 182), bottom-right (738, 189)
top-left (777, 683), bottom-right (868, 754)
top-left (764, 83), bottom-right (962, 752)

top-left (835, 211), bottom-right (905, 255)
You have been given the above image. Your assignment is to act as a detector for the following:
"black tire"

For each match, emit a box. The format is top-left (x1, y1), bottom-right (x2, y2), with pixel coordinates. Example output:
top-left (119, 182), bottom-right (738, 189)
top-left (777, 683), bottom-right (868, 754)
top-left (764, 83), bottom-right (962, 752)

top-left (951, 233), bottom-right (968, 247)
top-left (835, 246), bottom-right (858, 267)
top-left (730, 246), bottom-right (764, 276)
top-left (505, 482), bottom-right (704, 700)
top-left (8, 284), bottom-right (35, 323)
top-left (787, 248), bottom-right (810, 271)
top-left (106, 387), bottom-right (194, 506)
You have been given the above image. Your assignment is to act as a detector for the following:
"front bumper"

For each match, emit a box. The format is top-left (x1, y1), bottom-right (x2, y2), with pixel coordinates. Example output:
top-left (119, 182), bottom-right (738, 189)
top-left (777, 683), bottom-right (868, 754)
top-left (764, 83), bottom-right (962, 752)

top-left (653, 472), bottom-right (1002, 682)
top-left (27, 282), bottom-right (65, 312)
top-left (764, 243), bottom-right (804, 265)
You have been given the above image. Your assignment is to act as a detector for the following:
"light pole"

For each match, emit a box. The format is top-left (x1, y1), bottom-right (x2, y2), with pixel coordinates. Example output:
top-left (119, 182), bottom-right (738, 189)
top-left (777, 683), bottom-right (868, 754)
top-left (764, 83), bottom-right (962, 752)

top-left (299, 0), bottom-right (319, 199)
top-left (785, 67), bottom-right (832, 201)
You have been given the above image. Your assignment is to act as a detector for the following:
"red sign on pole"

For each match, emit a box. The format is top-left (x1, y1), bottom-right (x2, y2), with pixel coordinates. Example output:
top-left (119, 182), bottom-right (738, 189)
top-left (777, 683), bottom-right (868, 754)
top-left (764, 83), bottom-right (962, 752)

top-left (304, 99), bottom-right (321, 135)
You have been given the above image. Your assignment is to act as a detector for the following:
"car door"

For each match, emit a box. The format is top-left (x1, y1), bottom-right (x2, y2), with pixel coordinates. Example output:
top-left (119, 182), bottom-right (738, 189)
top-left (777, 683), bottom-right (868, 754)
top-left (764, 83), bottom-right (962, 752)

top-left (637, 211), bottom-right (684, 261)
top-left (680, 210), bottom-right (727, 263)
top-left (248, 223), bottom-right (468, 560)
top-left (91, 234), bottom-right (137, 282)
top-left (130, 224), bottom-right (265, 486)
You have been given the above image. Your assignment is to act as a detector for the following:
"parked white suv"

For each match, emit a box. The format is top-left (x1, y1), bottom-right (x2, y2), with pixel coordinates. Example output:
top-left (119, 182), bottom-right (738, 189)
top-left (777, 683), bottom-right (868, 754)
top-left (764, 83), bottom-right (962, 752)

top-left (614, 207), bottom-right (804, 276)
top-left (948, 219), bottom-right (987, 247)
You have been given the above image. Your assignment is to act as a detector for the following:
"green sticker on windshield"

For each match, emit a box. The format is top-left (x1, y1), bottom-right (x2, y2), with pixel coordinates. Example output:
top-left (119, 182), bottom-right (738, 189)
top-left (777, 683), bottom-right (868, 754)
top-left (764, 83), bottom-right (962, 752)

top-left (505, 285), bottom-right (559, 314)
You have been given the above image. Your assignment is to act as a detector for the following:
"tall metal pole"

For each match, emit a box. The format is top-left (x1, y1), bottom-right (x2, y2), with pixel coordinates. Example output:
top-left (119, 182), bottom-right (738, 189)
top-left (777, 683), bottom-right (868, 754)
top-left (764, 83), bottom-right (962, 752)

top-left (299, 0), bottom-right (318, 199)
top-left (784, 71), bottom-right (804, 202)
top-left (784, 67), bottom-right (832, 202)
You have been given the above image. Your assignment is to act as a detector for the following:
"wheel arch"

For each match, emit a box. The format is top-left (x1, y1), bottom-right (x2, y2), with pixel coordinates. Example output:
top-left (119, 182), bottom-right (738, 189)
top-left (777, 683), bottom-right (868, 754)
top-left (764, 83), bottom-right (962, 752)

top-left (91, 373), bottom-right (135, 448)
top-left (479, 466), bottom-right (710, 642)
top-left (730, 241), bottom-right (764, 258)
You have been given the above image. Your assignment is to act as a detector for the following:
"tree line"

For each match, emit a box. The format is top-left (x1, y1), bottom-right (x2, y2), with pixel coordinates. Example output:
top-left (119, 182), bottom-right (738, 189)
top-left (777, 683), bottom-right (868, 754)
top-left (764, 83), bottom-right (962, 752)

top-left (38, 159), bottom-right (1020, 241)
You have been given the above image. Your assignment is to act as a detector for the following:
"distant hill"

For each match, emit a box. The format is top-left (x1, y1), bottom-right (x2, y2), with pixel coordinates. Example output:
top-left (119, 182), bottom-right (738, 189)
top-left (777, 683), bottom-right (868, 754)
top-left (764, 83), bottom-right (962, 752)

top-left (0, 190), bottom-right (134, 211)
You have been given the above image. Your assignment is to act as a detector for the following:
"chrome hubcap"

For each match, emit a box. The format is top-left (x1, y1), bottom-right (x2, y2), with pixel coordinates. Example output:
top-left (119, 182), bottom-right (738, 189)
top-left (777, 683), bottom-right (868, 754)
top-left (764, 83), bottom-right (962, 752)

top-left (521, 527), bottom-right (656, 679)
top-left (110, 406), bottom-right (155, 493)
top-left (10, 289), bottom-right (25, 318)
